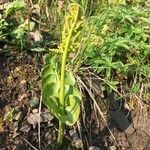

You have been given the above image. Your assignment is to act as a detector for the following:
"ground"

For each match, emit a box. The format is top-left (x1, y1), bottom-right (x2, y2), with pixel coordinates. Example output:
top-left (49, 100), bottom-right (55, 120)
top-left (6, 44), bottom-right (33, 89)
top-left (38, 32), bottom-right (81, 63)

top-left (0, 52), bottom-right (150, 150)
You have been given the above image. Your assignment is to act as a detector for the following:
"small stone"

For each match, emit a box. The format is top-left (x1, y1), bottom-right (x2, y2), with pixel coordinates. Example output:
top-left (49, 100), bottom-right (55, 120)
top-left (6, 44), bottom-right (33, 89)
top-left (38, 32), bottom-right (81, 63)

top-left (69, 130), bottom-right (79, 141)
top-left (14, 107), bottom-right (20, 112)
top-left (109, 145), bottom-right (117, 150)
top-left (69, 130), bottom-right (82, 149)
top-left (45, 132), bottom-right (52, 141)
top-left (41, 111), bottom-right (53, 122)
top-left (15, 111), bottom-right (23, 121)
top-left (20, 80), bottom-right (26, 85)
top-left (20, 124), bottom-right (31, 132)
top-left (27, 113), bottom-right (42, 127)
top-left (16, 143), bottom-right (26, 150)
top-left (32, 109), bottom-right (38, 113)
top-left (74, 139), bottom-right (82, 149)
top-left (89, 146), bottom-right (101, 150)
top-left (28, 110), bottom-right (53, 127)
top-left (13, 132), bottom-right (19, 138)
top-left (18, 93), bottom-right (27, 101)
top-left (13, 121), bottom-right (19, 132)
top-left (30, 30), bottom-right (43, 42)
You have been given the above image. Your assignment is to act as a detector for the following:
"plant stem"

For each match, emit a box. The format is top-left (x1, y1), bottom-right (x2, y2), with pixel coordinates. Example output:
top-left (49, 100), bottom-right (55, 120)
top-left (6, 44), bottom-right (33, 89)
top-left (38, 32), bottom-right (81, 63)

top-left (57, 4), bottom-right (79, 147)
top-left (57, 121), bottom-right (65, 149)
top-left (59, 5), bottom-right (79, 108)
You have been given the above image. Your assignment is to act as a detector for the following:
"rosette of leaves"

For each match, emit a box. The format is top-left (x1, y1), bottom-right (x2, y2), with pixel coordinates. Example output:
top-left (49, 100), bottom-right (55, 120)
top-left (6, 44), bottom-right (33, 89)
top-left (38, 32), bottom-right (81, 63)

top-left (42, 54), bottom-right (81, 126)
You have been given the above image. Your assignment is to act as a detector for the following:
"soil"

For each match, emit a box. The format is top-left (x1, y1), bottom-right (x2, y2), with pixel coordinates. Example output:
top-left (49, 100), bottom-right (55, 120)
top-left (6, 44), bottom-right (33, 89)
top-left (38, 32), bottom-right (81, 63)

top-left (0, 52), bottom-right (150, 150)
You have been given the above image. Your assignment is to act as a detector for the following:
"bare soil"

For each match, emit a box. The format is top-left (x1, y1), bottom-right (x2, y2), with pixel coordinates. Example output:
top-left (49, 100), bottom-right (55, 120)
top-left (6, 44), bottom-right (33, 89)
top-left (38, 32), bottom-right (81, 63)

top-left (0, 52), bottom-right (150, 150)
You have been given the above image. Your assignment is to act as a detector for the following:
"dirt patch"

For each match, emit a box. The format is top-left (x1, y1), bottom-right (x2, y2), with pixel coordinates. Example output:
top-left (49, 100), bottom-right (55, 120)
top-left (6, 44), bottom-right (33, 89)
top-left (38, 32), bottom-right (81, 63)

top-left (0, 52), bottom-right (150, 150)
top-left (0, 52), bottom-right (56, 149)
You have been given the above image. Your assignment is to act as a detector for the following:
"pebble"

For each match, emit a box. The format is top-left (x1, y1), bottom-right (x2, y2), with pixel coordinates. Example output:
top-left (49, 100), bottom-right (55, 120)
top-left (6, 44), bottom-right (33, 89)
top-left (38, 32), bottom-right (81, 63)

top-left (45, 132), bottom-right (52, 141)
top-left (13, 121), bottom-right (19, 132)
top-left (74, 139), bottom-right (82, 149)
top-left (69, 130), bottom-right (79, 141)
top-left (32, 109), bottom-right (38, 113)
top-left (69, 130), bottom-right (82, 149)
top-left (109, 145), bottom-right (117, 150)
top-left (18, 93), bottom-right (27, 101)
top-left (20, 124), bottom-right (31, 132)
top-left (41, 111), bottom-right (54, 122)
top-left (13, 132), bottom-right (19, 138)
top-left (16, 143), bottom-right (26, 150)
top-left (14, 107), bottom-right (20, 112)
top-left (15, 111), bottom-right (23, 121)
top-left (27, 113), bottom-right (42, 127)
top-left (20, 80), bottom-right (26, 85)
top-left (28, 110), bottom-right (53, 127)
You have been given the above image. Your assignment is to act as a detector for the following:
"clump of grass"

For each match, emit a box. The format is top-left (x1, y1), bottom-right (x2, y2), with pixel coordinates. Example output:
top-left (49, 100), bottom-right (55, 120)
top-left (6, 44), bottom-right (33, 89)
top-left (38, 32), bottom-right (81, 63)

top-left (76, 0), bottom-right (150, 106)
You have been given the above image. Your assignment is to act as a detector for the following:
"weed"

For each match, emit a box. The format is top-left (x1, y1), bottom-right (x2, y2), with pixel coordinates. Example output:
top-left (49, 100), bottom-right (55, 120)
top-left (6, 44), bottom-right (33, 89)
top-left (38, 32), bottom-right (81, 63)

top-left (0, 0), bottom-right (35, 50)
top-left (78, 1), bottom-right (150, 97)
top-left (41, 2), bottom-right (82, 148)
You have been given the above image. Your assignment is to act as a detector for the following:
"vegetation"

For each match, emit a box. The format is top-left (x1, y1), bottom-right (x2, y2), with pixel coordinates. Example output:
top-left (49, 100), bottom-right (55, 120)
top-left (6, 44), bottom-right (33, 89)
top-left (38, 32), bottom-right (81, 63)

top-left (42, 3), bottom-right (82, 148)
top-left (0, 0), bottom-right (149, 149)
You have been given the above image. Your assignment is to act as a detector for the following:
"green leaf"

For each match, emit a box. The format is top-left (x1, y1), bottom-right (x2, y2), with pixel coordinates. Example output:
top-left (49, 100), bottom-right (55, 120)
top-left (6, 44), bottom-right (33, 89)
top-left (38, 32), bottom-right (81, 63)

top-left (46, 96), bottom-right (69, 122)
top-left (65, 71), bottom-right (76, 86)
top-left (41, 65), bottom-right (54, 79)
top-left (65, 95), bottom-right (80, 126)
top-left (3, 106), bottom-right (15, 122)
top-left (31, 48), bottom-right (46, 52)
top-left (42, 83), bottom-right (59, 101)
top-left (12, 21), bottom-right (35, 39)
top-left (42, 75), bottom-right (58, 89)
top-left (46, 96), bottom-right (73, 125)
top-left (5, 0), bottom-right (25, 16)
top-left (64, 86), bottom-right (82, 125)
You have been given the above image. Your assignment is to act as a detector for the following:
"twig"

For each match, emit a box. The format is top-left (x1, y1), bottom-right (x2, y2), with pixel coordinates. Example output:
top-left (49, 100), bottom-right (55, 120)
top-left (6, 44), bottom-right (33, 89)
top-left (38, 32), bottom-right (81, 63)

top-left (80, 69), bottom-right (122, 97)
top-left (77, 76), bottom-right (120, 149)
top-left (38, 96), bottom-right (42, 149)
top-left (0, 130), bottom-right (38, 150)
top-left (20, 135), bottom-right (38, 150)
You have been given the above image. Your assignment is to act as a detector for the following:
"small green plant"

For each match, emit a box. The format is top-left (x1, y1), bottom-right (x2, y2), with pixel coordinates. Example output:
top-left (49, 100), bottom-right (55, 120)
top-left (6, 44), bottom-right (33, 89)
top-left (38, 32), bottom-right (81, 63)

top-left (41, 2), bottom-right (82, 148)
top-left (0, 0), bottom-right (35, 49)
top-left (82, 1), bottom-right (149, 87)
top-left (0, 17), bottom-right (8, 40)
top-left (4, 0), bottom-right (25, 16)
